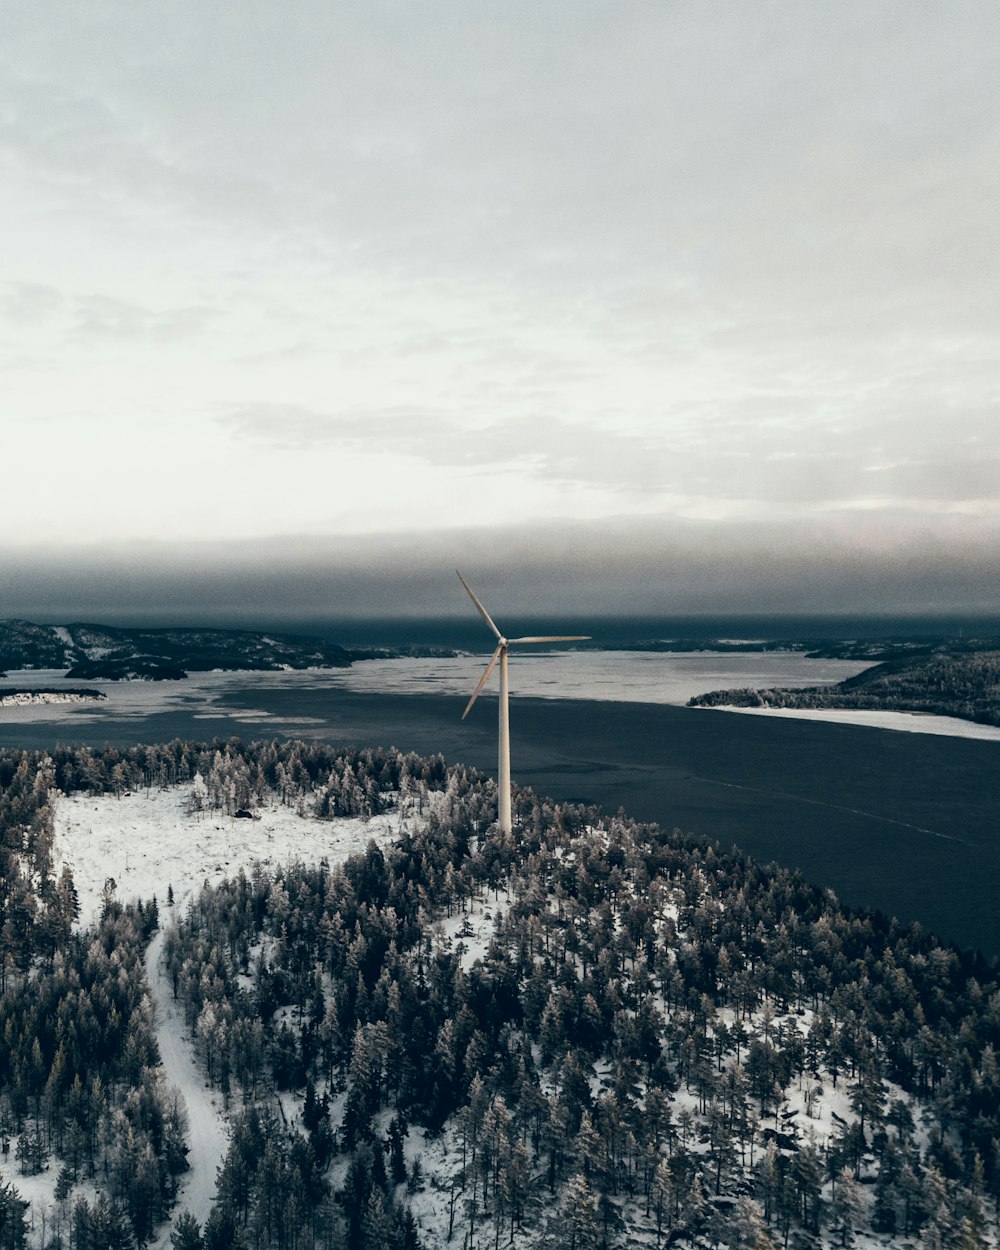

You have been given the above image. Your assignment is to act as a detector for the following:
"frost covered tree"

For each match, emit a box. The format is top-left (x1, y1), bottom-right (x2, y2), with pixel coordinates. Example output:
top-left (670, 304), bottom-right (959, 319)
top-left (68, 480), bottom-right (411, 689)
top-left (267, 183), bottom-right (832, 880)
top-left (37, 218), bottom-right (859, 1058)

top-left (560, 1172), bottom-right (599, 1250)
top-left (830, 1166), bottom-right (864, 1246)
top-left (0, 1177), bottom-right (29, 1249)
top-left (190, 772), bottom-right (209, 813)
top-left (171, 1211), bottom-right (204, 1249)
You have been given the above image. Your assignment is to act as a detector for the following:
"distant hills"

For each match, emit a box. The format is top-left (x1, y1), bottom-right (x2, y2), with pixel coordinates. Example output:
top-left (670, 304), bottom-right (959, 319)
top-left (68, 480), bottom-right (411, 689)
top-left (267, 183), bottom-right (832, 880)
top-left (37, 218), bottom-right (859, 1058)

top-left (690, 647), bottom-right (1000, 727)
top-left (0, 619), bottom-right (355, 681)
top-left (621, 634), bottom-right (999, 661)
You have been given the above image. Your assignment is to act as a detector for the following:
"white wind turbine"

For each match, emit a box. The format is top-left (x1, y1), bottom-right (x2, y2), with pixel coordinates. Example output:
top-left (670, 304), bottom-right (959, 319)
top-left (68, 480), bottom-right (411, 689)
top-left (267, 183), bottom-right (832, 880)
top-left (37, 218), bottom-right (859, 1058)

top-left (457, 571), bottom-right (589, 835)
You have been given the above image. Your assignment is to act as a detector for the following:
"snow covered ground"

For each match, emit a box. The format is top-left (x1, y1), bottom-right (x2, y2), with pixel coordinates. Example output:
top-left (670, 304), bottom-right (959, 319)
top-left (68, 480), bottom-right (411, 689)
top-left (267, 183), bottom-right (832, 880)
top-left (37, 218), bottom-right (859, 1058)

top-left (13, 784), bottom-right (980, 1250)
top-left (53, 785), bottom-right (410, 927)
top-left (387, 878), bottom-right (940, 1250)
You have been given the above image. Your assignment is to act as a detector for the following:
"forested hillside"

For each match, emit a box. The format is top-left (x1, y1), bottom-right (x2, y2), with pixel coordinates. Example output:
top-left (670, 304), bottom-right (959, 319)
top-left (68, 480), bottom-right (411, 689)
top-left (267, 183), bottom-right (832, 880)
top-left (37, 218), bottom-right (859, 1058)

top-left (0, 620), bottom-right (353, 679)
top-left (0, 752), bottom-right (186, 1249)
top-left (3, 741), bottom-right (1000, 1248)
top-left (690, 649), bottom-right (1000, 727)
top-left (0, 620), bottom-right (457, 681)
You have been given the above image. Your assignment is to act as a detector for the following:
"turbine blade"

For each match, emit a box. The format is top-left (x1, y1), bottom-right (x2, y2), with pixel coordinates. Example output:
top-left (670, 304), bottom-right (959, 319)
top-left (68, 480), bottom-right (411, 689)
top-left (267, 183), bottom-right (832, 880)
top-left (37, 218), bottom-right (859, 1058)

top-left (462, 643), bottom-right (503, 719)
top-left (456, 571), bottom-right (503, 640)
top-left (508, 635), bottom-right (591, 644)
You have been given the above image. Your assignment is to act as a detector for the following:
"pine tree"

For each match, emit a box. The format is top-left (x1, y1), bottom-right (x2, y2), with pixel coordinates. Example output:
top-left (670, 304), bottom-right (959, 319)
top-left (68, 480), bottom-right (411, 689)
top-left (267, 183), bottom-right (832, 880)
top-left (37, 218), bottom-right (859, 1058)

top-left (561, 1173), bottom-right (599, 1250)
top-left (830, 1166), bottom-right (863, 1247)
top-left (171, 1211), bottom-right (205, 1250)
top-left (54, 1164), bottom-right (73, 1203)
top-left (361, 1189), bottom-right (391, 1250)
top-left (89, 1193), bottom-right (132, 1250)
top-left (0, 1178), bottom-right (29, 1250)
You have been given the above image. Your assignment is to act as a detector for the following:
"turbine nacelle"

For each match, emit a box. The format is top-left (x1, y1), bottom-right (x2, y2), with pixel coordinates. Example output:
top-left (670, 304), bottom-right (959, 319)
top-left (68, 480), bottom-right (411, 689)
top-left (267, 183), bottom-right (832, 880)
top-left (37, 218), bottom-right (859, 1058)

top-left (460, 630), bottom-right (590, 720)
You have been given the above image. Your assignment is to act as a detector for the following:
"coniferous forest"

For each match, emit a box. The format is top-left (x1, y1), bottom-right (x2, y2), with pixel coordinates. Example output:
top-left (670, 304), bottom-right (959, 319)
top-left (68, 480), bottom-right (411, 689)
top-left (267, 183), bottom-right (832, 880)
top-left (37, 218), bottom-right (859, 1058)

top-left (3, 740), bottom-right (1000, 1249)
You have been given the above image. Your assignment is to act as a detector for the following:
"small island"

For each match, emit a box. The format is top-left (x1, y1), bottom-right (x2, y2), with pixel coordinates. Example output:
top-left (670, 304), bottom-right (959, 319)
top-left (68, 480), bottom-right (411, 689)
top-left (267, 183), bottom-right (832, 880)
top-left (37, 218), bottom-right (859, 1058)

top-left (0, 688), bottom-right (107, 706)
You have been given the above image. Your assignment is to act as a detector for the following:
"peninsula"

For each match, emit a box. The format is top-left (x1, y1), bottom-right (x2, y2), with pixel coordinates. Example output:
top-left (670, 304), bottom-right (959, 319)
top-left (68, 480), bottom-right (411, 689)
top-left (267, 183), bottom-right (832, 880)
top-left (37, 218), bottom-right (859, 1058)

top-left (690, 646), bottom-right (1000, 727)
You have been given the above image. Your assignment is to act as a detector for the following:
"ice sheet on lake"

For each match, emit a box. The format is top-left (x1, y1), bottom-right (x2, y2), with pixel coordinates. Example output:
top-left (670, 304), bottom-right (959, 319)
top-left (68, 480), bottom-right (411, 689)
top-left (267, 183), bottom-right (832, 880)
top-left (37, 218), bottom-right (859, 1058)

top-left (4, 652), bottom-right (999, 742)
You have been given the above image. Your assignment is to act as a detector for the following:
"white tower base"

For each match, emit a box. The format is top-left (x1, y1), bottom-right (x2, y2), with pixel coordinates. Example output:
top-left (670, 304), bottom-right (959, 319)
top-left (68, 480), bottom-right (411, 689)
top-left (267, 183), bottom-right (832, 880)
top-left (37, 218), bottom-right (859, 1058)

top-left (498, 645), bottom-right (511, 835)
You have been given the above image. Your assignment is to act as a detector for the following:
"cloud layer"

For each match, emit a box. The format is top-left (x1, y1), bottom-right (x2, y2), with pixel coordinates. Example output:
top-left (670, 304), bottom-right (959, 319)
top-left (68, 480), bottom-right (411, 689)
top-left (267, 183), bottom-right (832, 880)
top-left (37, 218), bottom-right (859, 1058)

top-left (2, 3), bottom-right (998, 614)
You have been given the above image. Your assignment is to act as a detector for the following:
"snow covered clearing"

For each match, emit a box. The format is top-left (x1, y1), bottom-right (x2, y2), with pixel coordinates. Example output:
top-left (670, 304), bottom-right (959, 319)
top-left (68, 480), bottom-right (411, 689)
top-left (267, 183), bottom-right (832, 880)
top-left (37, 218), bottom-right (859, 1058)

top-left (432, 885), bottom-right (514, 971)
top-left (53, 784), bottom-right (410, 928)
top-left (0, 1157), bottom-right (100, 1250)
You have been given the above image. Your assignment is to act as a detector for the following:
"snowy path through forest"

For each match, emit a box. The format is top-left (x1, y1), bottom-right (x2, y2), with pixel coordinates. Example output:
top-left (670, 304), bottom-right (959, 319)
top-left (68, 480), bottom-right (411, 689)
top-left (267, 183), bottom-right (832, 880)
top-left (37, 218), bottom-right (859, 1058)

top-left (145, 929), bottom-right (229, 1247)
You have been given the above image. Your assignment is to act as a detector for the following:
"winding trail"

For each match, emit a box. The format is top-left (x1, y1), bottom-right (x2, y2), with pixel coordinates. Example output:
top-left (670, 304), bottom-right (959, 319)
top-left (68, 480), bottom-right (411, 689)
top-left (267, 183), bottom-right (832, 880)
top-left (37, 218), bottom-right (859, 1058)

top-left (145, 928), bottom-right (229, 1247)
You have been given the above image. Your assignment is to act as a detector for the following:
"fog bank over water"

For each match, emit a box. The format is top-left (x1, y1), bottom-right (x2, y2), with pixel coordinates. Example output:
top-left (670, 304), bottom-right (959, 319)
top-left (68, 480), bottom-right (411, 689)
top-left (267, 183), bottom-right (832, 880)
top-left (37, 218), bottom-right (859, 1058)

top-left (3, 517), bottom-right (999, 626)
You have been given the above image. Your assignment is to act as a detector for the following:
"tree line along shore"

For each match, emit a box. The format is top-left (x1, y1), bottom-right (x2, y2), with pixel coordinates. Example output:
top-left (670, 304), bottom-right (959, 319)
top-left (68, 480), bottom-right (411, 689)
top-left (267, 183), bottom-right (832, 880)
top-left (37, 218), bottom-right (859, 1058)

top-left (690, 648), bottom-right (1000, 728)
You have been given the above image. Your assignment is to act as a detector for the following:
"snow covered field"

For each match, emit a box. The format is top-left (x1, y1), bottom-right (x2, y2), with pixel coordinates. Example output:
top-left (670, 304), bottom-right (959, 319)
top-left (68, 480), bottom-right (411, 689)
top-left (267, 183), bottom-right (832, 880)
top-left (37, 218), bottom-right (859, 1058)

top-left (53, 785), bottom-right (409, 927)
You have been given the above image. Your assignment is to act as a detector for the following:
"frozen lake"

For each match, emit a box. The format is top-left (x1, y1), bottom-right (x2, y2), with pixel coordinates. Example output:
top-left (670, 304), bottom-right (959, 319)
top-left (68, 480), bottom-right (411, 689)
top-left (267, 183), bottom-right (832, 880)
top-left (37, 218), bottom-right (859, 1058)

top-left (2, 650), bottom-right (999, 741)
top-left (0, 649), bottom-right (862, 720)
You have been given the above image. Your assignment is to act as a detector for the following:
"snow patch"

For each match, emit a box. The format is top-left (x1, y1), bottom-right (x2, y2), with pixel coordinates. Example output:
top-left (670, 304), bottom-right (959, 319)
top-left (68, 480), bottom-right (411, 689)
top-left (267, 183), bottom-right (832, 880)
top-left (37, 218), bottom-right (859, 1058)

top-left (53, 785), bottom-right (409, 928)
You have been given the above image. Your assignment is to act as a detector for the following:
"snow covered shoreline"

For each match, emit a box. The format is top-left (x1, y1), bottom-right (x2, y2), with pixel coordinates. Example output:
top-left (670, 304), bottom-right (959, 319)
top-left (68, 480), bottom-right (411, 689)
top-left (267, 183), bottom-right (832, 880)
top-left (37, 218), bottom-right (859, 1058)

top-left (704, 702), bottom-right (1000, 743)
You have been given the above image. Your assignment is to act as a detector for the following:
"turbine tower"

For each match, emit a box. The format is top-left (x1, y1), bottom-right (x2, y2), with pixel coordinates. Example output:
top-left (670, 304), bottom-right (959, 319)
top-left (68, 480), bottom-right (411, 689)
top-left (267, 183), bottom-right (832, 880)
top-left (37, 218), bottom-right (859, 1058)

top-left (457, 571), bottom-right (589, 835)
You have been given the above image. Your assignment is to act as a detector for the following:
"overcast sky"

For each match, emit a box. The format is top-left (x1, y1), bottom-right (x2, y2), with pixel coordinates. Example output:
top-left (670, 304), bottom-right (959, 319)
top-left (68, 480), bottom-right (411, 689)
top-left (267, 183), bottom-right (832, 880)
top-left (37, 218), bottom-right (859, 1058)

top-left (3, 2), bottom-right (999, 621)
